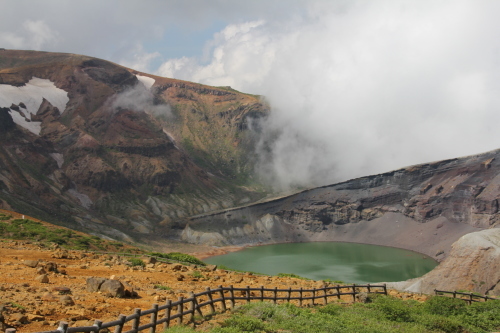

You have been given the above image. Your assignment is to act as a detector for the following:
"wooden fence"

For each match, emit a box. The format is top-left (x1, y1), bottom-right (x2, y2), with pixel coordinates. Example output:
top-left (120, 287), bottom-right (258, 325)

top-left (5, 284), bottom-right (386, 333)
top-left (434, 289), bottom-right (499, 304)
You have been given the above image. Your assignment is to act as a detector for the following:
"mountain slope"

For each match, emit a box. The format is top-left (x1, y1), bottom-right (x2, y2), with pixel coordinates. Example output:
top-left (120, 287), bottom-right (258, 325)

top-left (0, 49), bottom-right (268, 241)
top-left (182, 148), bottom-right (500, 258)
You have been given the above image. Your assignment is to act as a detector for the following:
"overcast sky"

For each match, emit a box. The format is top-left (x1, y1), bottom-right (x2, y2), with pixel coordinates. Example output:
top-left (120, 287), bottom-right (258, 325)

top-left (2, 0), bottom-right (500, 190)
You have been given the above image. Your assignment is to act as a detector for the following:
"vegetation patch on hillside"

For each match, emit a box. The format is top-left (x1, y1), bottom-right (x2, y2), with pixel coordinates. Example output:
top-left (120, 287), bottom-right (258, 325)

top-left (167, 295), bottom-right (500, 333)
top-left (149, 251), bottom-right (206, 266)
top-left (0, 217), bottom-right (134, 252)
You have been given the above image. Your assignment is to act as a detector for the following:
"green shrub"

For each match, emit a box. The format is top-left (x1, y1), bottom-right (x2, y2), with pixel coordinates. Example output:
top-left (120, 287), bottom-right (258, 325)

top-left (424, 296), bottom-right (466, 316)
top-left (318, 303), bottom-right (343, 316)
top-left (459, 300), bottom-right (500, 332)
top-left (191, 271), bottom-right (204, 278)
top-left (420, 313), bottom-right (465, 333)
top-left (277, 272), bottom-right (310, 280)
top-left (154, 285), bottom-right (171, 290)
top-left (370, 295), bottom-right (414, 322)
top-left (165, 252), bottom-right (206, 266)
top-left (127, 258), bottom-right (145, 267)
top-left (220, 315), bottom-right (267, 332)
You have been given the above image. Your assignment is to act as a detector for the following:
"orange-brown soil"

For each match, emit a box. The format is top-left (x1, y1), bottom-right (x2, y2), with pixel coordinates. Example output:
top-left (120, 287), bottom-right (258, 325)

top-left (0, 239), bottom-right (429, 333)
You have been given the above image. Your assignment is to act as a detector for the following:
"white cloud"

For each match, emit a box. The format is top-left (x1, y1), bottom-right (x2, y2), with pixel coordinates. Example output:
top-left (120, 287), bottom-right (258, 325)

top-left (157, 1), bottom-right (500, 190)
top-left (23, 20), bottom-right (58, 50)
top-left (119, 44), bottom-right (161, 73)
top-left (0, 20), bottom-right (58, 51)
top-left (111, 83), bottom-right (171, 117)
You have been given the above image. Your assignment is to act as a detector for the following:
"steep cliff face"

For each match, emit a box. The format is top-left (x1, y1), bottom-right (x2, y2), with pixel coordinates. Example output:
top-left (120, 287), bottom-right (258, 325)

top-left (0, 50), bottom-right (268, 240)
top-left (182, 149), bottom-right (500, 261)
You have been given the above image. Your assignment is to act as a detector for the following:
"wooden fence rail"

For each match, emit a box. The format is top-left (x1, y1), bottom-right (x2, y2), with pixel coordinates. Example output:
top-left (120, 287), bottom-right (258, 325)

top-left (434, 289), bottom-right (499, 304)
top-left (5, 284), bottom-right (386, 333)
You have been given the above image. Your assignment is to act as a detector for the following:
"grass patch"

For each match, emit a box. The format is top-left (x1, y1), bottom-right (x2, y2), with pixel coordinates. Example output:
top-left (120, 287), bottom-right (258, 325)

top-left (277, 273), bottom-right (310, 280)
top-left (190, 271), bottom-right (204, 279)
top-left (10, 302), bottom-right (25, 310)
top-left (165, 296), bottom-right (500, 333)
top-left (0, 217), bottom-right (137, 252)
top-left (149, 251), bottom-right (206, 266)
top-left (154, 285), bottom-right (171, 291)
top-left (127, 258), bottom-right (145, 267)
top-left (217, 264), bottom-right (266, 276)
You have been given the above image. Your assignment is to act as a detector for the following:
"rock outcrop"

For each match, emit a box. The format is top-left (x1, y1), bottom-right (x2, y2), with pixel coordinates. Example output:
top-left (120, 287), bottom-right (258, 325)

top-left (183, 149), bottom-right (500, 261)
top-left (391, 228), bottom-right (500, 296)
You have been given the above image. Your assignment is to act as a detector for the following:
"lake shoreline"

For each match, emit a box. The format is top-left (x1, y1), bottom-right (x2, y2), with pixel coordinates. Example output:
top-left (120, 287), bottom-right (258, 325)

top-left (202, 242), bottom-right (439, 283)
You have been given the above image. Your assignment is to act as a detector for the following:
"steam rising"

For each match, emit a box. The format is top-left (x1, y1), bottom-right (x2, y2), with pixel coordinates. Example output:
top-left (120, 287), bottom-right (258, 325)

top-left (158, 1), bottom-right (500, 190)
top-left (2, 1), bottom-right (500, 190)
top-left (111, 83), bottom-right (171, 117)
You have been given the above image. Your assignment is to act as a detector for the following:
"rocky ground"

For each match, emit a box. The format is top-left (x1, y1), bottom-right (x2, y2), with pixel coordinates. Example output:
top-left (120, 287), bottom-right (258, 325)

top-left (0, 240), bottom-right (429, 333)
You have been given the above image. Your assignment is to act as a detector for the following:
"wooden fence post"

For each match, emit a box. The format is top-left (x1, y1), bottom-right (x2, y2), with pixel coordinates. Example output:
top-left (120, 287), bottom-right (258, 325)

top-left (260, 286), bottom-right (264, 302)
top-left (352, 284), bottom-right (356, 302)
top-left (177, 296), bottom-right (184, 325)
top-left (206, 287), bottom-right (216, 314)
top-left (468, 293), bottom-right (473, 305)
top-left (287, 287), bottom-right (292, 303)
top-left (164, 300), bottom-right (172, 330)
top-left (299, 287), bottom-right (303, 307)
top-left (367, 284), bottom-right (371, 293)
top-left (273, 287), bottom-right (278, 304)
top-left (323, 287), bottom-right (328, 305)
top-left (132, 308), bottom-right (141, 332)
top-left (189, 293), bottom-right (195, 324)
top-left (336, 285), bottom-right (341, 300)
top-left (383, 284), bottom-right (387, 296)
top-left (93, 319), bottom-right (103, 333)
top-left (58, 321), bottom-right (69, 333)
top-left (114, 314), bottom-right (127, 333)
top-left (246, 286), bottom-right (251, 304)
top-left (150, 303), bottom-right (159, 333)
top-left (218, 286), bottom-right (227, 311)
top-left (229, 285), bottom-right (235, 309)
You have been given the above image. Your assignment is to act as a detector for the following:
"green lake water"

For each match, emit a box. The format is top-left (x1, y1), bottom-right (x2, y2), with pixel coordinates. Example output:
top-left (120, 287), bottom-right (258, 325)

top-left (204, 242), bottom-right (438, 283)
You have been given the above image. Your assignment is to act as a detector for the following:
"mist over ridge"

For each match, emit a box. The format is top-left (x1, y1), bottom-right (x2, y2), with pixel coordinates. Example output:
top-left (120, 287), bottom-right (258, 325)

top-left (159, 1), bottom-right (500, 190)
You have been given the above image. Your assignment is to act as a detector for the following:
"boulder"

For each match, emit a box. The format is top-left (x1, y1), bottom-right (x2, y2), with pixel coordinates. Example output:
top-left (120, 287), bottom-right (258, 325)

top-left (99, 279), bottom-right (125, 298)
top-left (59, 295), bottom-right (75, 306)
top-left (122, 282), bottom-right (137, 298)
top-left (52, 286), bottom-right (71, 294)
top-left (145, 257), bottom-right (157, 264)
top-left (23, 260), bottom-right (39, 268)
top-left (35, 274), bottom-right (49, 283)
top-left (44, 262), bottom-right (57, 272)
top-left (171, 264), bottom-right (183, 271)
top-left (86, 277), bottom-right (107, 292)
top-left (8, 313), bottom-right (28, 324)
top-left (41, 292), bottom-right (59, 302)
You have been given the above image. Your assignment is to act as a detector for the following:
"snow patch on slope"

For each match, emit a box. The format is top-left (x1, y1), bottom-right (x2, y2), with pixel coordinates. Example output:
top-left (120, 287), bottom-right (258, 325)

top-left (136, 75), bottom-right (155, 89)
top-left (49, 153), bottom-right (64, 168)
top-left (0, 77), bottom-right (69, 135)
